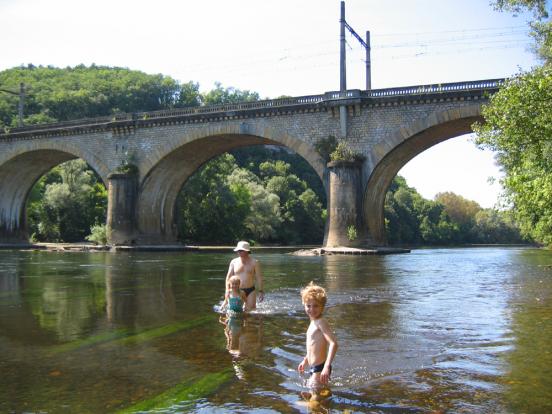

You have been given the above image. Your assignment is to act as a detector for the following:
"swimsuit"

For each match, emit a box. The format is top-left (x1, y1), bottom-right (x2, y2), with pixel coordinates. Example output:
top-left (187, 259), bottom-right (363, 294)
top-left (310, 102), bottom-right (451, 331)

top-left (228, 296), bottom-right (243, 312)
top-left (241, 286), bottom-right (255, 297)
top-left (309, 363), bottom-right (331, 377)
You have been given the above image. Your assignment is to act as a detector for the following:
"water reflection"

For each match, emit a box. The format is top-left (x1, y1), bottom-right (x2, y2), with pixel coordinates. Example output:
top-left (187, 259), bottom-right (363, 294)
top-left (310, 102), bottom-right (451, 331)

top-left (503, 249), bottom-right (552, 413)
top-left (1, 247), bottom-right (552, 413)
top-left (105, 253), bottom-right (177, 327)
top-left (219, 313), bottom-right (263, 359)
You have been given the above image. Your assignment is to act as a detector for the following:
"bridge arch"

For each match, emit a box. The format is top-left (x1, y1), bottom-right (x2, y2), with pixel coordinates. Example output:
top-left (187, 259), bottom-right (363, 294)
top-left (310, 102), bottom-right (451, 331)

top-left (135, 123), bottom-right (327, 242)
top-left (0, 143), bottom-right (109, 242)
top-left (362, 104), bottom-right (483, 244)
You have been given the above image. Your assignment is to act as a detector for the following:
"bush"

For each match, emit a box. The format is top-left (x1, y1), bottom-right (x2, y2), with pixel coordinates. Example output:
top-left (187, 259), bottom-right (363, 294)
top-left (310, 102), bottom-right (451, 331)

top-left (329, 140), bottom-right (364, 162)
top-left (86, 224), bottom-right (107, 245)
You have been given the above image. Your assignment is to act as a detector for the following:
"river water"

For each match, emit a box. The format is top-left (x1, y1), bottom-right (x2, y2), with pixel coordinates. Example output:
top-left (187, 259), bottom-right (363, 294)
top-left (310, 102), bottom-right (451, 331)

top-left (1, 247), bottom-right (551, 413)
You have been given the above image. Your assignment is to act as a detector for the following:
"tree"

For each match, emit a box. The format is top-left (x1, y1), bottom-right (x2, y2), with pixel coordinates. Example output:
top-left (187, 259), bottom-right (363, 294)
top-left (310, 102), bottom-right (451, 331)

top-left (201, 82), bottom-right (260, 105)
top-left (435, 192), bottom-right (482, 242)
top-left (383, 176), bottom-right (525, 245)
top-left (227, 168), bottom-right (282, 241)
top-left (176, 154), bottom-right (251, 244)
top-left (0, 65), bottom-right (201, 128)
top-left (474, 61), bottom-right (552, 246)
top-left (473, 1), bottom-right (552, 246)
top-left (492, 0), bottom-right (551, 62)
top-left (27, 160), bottom-right (107, 242)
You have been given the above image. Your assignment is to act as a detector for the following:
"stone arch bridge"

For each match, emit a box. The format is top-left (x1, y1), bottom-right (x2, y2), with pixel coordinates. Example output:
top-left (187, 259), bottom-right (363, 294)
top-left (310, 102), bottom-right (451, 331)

top-left (0, 79), bottom-right (502, 246)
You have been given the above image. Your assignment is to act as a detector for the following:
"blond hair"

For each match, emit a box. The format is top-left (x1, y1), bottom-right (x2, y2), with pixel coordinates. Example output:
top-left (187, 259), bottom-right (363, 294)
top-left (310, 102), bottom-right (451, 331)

top-left (300, 281), bottom-right (327, 307)
top-left (228, 275), bottom-right (241, 288)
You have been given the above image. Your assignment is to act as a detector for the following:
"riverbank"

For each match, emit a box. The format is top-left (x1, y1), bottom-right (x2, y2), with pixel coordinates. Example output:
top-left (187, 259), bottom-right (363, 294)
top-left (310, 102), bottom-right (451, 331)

top-left (291, 246), bottom-right (410, 255)
top-left (0, 242), bottom-right (410, 255)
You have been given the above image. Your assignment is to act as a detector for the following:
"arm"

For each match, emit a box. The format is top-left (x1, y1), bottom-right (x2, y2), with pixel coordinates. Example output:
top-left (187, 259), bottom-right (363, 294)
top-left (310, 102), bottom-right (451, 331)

top-left (221, 291), bottom-right (229, 311)
top-left (317, 318), bottom-right (338, 384)
top-left (254, 259), bottom-right (264, 302)
top-left (297, 355), bottom-right (308, 373)
top-left (225, 260), bottom-right (235, 293)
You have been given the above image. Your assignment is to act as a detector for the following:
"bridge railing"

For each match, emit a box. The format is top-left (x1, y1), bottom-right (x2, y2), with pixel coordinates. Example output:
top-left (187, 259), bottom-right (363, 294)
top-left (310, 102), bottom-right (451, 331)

top-left (364, 79), bottom-right (504, 98)
top-left (1, 79), bottom-right (504, 135)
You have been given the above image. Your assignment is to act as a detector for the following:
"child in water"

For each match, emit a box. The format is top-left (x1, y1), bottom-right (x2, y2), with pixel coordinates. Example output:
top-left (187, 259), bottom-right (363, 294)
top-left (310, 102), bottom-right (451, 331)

top-left (297, 281), bottom-right (338, 405)
top-left (222, 275), bottom-right (248, 314)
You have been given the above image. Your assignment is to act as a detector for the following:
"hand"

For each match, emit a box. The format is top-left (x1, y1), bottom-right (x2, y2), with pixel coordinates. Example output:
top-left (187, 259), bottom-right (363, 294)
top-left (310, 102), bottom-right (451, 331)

top-left (320, 366), bottom-right (331, 384)
top-left (297, 358), bottom-right (307, 373)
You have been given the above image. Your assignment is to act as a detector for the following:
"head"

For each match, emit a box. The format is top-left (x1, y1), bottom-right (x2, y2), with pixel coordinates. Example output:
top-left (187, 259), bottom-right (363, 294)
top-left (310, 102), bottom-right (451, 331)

top-left (228, 275), bottom-right (241, 290)
top-left (233, 241), bottom-right (251, 256)
top-left (301, 282), bottom-right (327, 320)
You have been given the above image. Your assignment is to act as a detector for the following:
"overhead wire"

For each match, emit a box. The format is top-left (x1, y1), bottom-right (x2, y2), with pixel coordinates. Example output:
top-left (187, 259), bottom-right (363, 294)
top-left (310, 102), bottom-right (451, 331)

top-left (174, 25), bottom-right (533, 81)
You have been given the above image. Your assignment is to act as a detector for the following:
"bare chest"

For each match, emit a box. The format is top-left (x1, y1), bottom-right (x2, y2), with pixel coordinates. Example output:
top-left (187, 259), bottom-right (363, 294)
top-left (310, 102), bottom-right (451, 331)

top-left (232, 259), bottom-right (255, 275)
top-left (306, 321), bottom-right (323, 344)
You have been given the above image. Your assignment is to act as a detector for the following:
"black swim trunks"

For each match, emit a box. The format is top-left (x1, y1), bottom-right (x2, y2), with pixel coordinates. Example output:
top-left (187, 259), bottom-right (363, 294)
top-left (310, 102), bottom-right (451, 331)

top-left (309, 363), bottom-right (331, 377)
top-left (241, 286), bottom-right (255, 297)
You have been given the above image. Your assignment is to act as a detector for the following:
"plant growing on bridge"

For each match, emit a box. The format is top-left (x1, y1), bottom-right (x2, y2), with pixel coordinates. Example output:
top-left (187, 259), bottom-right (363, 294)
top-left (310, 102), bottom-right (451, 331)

top-left (314, 135), bottom-right (364, 163)
top-left (314, 135), bottom-right (338, 161)
top-left (117, 162), bottom-right (139, 176)
top-left (116, 152), bottom-right (139, 176)
top-left (347, 225), bottom-right (358, 242)
top-left (330, 140), bottom-right (364, 163)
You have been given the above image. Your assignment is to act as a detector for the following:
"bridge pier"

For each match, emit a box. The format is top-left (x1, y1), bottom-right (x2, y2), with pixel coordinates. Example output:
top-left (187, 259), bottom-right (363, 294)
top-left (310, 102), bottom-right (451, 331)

top-left (324, 160), bottom-right (369, 247)
top-left (106, 172), bottom-right (138, 245)
top-left (0, 224), bottom-right (28, 244)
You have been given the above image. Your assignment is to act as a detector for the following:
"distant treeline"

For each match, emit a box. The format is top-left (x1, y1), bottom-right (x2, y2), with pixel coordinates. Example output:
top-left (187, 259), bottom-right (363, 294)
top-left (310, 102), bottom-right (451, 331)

top-left (1, 65), bottom-right (526, 245)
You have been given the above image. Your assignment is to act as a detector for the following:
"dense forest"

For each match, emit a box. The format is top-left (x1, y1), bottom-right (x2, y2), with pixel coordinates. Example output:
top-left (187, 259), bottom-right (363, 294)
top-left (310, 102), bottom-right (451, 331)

top-left (0, 64), bottom-right (528, 246)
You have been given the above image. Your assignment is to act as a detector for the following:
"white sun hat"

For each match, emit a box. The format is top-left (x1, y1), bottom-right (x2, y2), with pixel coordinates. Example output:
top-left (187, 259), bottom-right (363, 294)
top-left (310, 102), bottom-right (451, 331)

top-left (233, 241), bottom-right (251, 252)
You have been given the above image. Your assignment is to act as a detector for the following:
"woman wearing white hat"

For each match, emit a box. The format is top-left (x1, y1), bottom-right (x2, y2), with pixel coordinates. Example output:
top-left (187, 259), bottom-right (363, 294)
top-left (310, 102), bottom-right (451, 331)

top-left (225, 241), bottom-right (264, 310)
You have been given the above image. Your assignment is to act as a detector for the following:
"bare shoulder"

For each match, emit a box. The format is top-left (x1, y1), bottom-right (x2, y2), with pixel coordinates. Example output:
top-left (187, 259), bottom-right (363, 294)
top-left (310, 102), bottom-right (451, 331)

top-left (314, 317), bottom-right (331, 332)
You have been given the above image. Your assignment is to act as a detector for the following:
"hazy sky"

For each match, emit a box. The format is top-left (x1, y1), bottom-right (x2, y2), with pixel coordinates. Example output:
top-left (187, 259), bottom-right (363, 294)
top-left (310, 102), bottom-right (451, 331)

top-left (0, 0), bottom-right (540, 207)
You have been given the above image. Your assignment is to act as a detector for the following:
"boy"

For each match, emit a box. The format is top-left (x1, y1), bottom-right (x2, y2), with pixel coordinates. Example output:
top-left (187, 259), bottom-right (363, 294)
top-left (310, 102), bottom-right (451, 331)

top-left (297, 281), bottom-right (338, 387)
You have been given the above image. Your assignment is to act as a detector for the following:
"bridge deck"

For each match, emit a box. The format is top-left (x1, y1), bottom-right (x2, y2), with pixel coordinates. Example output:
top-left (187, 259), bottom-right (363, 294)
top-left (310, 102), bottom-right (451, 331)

top-left (1, 78), bottom-right (503, 139)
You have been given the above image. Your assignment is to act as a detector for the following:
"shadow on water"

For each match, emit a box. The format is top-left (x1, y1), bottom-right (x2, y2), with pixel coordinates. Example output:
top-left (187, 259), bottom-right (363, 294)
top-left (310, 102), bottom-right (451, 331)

top-left (0, 247), bottom-right (551, 413)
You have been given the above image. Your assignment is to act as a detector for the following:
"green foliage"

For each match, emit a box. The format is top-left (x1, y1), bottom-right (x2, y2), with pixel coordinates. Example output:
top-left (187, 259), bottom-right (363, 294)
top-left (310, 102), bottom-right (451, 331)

top-left (86, 224), bottom-right (107, 245)
top-left (116, 162), bottom-right (139, 176)
top-left (492, 0), bottom-right (551, 62)
top-left (492, 0), bottom-right (548, 18)
top-left (329, 140), bottom-right (364, 162)
top-left (0, 64), bottom-right (203, 128)
top-left (481, 2), bottom-right (552, 246)
top-left (176, 152), bottom-right (326, 245)
top-left (384, 175), bottom-right (526, 245)
top-left (435, 191), bottom-right (481, 241)
top-left (176, 154), bottom-right (249, 244)
top-left (314, 135), bottom-right (338, 161)
top-left (474, 65), bottom-right (552, 246)
top-left (27, 160), bottom-right (107, 242)
top-left (227, 167), bottom-right (282, 240)
top-left (347, 225), bottom-right (358, 241)
top-left (232, 146), bottom-right (325, 204)
top-left (201, 81), bottom-right (260, 105)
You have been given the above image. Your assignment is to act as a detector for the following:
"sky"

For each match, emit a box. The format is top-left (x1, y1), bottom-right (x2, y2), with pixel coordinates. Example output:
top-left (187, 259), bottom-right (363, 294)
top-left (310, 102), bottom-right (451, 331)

top-left (0, 0), bottom-right (542, 207)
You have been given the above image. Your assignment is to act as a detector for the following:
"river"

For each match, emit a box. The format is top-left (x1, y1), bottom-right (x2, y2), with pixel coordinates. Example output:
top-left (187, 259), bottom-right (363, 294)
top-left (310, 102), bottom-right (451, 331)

top-left (1, 246), bottom-right (551, 413)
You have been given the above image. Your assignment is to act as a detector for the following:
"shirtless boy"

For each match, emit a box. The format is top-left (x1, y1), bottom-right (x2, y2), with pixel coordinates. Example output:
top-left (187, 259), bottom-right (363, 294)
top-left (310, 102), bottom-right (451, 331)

top-left (297, 282), bottom-right (338, 387)
top-left (225, 241), bottom-right (264, 310)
